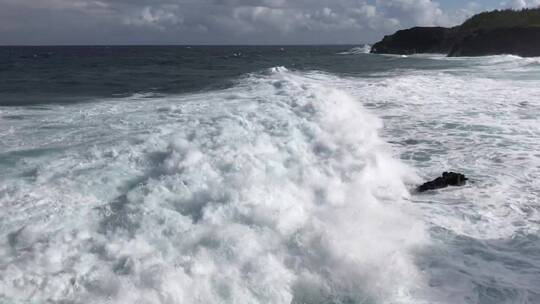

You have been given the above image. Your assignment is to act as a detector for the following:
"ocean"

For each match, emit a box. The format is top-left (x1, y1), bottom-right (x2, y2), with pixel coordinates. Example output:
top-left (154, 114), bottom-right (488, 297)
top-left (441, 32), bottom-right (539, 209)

top-left (1, 46), bottom-right (539, 304)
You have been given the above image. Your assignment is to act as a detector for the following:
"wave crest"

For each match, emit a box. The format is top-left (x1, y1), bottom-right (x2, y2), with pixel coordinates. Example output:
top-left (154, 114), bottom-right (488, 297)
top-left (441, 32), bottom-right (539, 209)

top-left (338, 45), bottom-right (372, 55)
top-left (0, 68), bottom-right (429, 304)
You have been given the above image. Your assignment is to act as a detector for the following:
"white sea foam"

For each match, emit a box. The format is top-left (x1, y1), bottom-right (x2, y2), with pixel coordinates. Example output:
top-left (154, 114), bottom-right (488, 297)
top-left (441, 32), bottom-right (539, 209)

top-left (299, 64), bottom-right (540, 302)
top-left (314, 68), bottom-right (540, 240)
top-left (338, 45), bottom-right (372, 55)
top-left (0, 68), bottom-right (430, 303)
top-left (411, 53), bottom-right (540, 71)
top-left (3, 55), bottom-right (540, 303)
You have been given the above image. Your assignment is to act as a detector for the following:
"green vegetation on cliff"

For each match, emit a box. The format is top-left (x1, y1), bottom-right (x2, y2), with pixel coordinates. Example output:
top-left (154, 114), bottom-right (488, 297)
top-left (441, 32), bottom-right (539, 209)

top-left (371, 8), bottom-right (540, 57)
top-left (460, 8), bottom-right (540, 31)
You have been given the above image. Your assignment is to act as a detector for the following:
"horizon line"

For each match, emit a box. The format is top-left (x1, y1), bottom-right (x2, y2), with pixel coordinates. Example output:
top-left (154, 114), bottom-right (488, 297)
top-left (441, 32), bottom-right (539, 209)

top-left (0, 43), bottom-right (370, 47)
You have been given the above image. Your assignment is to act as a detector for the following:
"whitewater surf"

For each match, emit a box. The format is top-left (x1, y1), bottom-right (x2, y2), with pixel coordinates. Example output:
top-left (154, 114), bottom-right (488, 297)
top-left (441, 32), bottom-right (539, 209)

top-left (1, 46), bottom-right (539, 303)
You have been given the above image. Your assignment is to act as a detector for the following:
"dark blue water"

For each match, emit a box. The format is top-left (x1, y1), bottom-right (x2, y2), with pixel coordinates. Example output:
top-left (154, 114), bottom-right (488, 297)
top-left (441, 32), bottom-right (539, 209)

top-left (0, 46), bottom-right (473, 106)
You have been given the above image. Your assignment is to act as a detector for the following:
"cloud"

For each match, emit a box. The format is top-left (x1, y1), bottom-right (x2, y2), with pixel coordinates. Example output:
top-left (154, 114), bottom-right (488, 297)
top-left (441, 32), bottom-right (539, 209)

top-left (0, 0), bottom-right (483, 45)
top-left (500, 0), bottom-right (540, 9)
top-left (376, 0), bottom-right (445, 26)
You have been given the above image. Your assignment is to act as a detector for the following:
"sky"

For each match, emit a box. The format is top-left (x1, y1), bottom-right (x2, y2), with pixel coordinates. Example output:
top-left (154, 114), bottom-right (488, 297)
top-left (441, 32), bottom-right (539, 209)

top-left (0, 0), bottom-right (539, 45)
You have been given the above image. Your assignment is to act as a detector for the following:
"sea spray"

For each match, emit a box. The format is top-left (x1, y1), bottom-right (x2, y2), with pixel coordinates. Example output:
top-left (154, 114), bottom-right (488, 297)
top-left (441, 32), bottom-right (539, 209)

top-left (0, 67), bottom-right (429, 303)
top-left (338, 45), bottom-right (372, 55)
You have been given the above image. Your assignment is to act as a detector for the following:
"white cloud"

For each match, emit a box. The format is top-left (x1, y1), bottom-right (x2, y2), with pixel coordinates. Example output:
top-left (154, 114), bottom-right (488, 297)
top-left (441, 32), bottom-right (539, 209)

top-left (124, 6), bottom-right (183, 28)
top-left (501, 0), bottom-right (540, 8)
top-left (376, 0), bottom-right (444, 26)
top-left (0, 0), bottom-right (484, 44)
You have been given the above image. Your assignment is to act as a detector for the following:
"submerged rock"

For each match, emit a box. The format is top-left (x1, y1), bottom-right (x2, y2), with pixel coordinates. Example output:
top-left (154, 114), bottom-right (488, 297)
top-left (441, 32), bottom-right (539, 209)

top-left (416, 172), bottom-right (468, 193)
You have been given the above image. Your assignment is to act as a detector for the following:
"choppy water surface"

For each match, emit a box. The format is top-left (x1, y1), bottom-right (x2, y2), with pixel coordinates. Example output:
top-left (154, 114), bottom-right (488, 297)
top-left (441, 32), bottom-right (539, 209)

top-left (0, 47), bottom-right (539, 304)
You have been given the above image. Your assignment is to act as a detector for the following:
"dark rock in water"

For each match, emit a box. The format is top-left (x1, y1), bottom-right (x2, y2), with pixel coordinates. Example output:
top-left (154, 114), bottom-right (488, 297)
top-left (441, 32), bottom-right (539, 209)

top-left (416, 172), bottom-right (468, 193)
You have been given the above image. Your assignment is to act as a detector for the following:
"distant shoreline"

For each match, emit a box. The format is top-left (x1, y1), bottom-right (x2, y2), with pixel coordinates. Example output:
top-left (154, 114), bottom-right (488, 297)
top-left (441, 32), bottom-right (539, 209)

top-left (371, 8), bottom-right (540, 57)
top-left (0, 44), bottom-right (365, 48)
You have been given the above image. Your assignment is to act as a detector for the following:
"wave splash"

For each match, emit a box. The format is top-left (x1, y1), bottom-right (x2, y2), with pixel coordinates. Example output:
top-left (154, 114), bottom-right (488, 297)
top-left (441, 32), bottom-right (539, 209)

top-left (339, 45), bottom-right (372, 55)
top-left (0, 68), bottom-right (429, 303)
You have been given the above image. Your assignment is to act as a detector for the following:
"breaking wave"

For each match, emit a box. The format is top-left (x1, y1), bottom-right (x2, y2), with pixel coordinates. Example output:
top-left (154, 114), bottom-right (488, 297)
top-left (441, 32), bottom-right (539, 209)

top-left (0, 68), bottom-right (430, 303)
top-left (338, 45), bottom-right (372, 55)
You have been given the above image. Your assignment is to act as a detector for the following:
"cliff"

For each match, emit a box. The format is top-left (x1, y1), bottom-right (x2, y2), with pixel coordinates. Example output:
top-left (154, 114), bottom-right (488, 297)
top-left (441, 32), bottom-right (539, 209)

top-left (448, 27), bottom-right (540, 57)
top-left (371, 27), bottom-right (457, 55)
top-left (371, 8), bottom-right (540, 57)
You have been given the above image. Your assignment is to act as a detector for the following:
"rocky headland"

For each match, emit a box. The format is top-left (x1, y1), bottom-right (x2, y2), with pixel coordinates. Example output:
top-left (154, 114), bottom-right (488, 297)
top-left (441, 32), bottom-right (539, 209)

top-left (371, 8), bottom-right (540, 57)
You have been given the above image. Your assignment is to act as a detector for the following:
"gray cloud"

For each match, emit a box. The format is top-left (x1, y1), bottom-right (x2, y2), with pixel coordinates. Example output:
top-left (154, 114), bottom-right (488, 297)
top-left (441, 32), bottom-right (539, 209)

top-left (502, 0), bottom-right (540, 9)
top-left (0, 0), bottom-right (482, 45)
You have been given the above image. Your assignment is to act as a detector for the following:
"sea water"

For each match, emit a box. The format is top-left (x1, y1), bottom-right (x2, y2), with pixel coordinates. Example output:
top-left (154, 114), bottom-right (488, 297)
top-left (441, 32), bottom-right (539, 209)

top-left (0, 46), bottom-right (539, 303)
